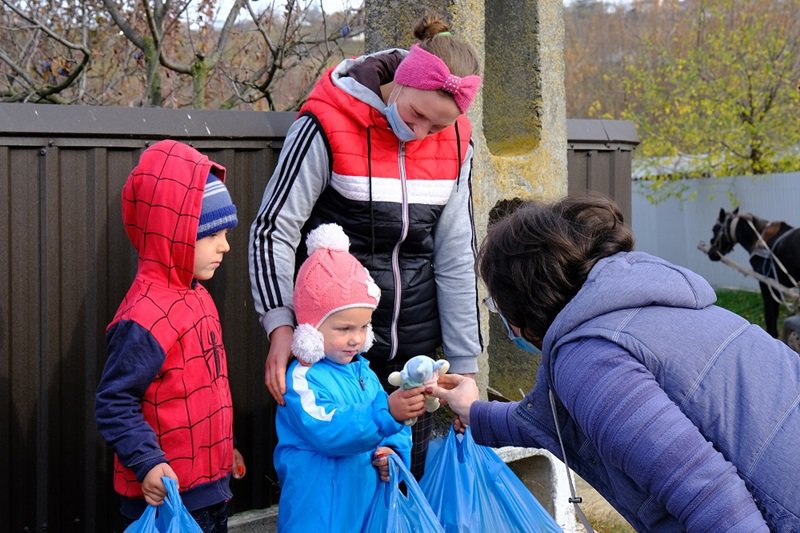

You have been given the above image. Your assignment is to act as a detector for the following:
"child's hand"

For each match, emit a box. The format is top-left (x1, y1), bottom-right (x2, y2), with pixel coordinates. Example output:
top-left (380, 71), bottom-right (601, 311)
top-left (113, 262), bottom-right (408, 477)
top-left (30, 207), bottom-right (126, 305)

top-left (142, 463), bottom-right (178, 506)
top-left (233, 448), bottom-right (247, 479)
top-left (372, 447), bottom-right (395, 482)
top-left (388, 385), bottom-right (426, 422)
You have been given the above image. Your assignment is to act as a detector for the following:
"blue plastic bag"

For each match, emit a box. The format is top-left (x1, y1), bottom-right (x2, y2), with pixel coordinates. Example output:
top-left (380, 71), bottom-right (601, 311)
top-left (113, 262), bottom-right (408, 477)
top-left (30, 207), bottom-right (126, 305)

top-left (124, 477), bottom-right (203, 533)
top-left (420, 427), bottom-right (562, 533)
top-left (362, 453), bottom-right (444, 533)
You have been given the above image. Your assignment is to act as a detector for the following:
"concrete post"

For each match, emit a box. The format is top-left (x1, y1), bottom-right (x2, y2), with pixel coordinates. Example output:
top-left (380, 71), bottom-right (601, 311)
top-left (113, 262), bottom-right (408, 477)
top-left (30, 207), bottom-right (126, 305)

top-left (365, 2), bottom-right (575, 530)
top-left (366, 0), bottom-right (567, 388)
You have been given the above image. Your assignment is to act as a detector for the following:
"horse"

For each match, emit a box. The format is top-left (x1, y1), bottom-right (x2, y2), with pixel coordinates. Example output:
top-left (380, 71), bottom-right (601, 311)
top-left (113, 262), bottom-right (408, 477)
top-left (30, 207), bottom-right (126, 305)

top-left (708, 207), bottom-right (800, 338)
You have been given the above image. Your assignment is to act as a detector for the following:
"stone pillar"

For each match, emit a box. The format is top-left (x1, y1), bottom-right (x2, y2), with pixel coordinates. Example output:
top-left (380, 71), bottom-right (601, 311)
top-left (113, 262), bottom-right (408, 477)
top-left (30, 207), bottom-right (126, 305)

top-left (365, 2), bottom-right (574, 530)
top-left (365, 0), bottom-right (567, 393)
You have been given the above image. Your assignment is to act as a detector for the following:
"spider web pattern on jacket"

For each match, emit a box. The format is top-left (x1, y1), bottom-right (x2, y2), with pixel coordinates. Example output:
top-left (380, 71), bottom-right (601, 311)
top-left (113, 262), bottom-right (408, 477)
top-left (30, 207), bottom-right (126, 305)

top-left (111, 140), bottom-right (233, 498)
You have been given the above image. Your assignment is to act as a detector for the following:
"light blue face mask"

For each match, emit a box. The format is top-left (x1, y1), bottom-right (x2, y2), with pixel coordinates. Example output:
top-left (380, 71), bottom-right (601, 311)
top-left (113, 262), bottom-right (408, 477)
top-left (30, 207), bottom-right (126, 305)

top-left (484, 296), bottom-right (543, 355)
top-left (512, 335), bottom-right (542, 355)
top-left (385, 85), bottom-right (417, 142)
top-left (385, 102), bottom-right (417, 142)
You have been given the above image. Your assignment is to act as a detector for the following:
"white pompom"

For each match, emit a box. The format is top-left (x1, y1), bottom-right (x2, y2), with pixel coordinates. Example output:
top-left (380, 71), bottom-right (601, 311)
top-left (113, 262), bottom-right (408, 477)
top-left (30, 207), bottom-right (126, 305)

top-left (362, 323), bottom-right (375, 353)
top-left (292, 323), bottom-right (326, 364)
top-left (306, 223), bottom-right (350, 255)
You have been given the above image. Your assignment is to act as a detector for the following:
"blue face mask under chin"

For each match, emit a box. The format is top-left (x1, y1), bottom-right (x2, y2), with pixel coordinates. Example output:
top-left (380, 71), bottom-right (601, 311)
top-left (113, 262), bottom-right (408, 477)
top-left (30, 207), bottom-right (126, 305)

top-left (385, 102), bottom-right (417, 142)
top-left (513, 335), bottom-right (542, 355)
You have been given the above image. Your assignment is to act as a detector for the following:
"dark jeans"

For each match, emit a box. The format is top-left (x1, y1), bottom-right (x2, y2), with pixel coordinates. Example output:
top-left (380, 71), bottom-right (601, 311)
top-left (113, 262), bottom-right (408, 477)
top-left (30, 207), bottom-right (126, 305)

top-left (121, 500), bottom-right (230, 533)
top-left (190, 500), bottom-right (230, 533)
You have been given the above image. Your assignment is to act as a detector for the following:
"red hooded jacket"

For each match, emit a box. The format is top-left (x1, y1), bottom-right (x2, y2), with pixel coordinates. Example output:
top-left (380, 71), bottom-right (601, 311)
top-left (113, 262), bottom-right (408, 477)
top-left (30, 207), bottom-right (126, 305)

top-left (97, 140), bottom-right (233, 507)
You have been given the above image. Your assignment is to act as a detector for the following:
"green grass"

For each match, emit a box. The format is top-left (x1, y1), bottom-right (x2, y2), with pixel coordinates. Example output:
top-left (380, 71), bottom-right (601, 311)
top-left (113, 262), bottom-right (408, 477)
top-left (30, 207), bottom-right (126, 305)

top-left (714, 288), bottom-right (789, 331)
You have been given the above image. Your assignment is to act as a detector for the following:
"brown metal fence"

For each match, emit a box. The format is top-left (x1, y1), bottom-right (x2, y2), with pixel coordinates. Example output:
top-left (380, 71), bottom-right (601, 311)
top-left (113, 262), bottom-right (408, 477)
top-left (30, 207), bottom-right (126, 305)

top-left (0, 104), bottom-right (637, 532)
top-left (567, 118), bottom-right (639, 224)
top-left (0, 103), bottom-right (295, 532)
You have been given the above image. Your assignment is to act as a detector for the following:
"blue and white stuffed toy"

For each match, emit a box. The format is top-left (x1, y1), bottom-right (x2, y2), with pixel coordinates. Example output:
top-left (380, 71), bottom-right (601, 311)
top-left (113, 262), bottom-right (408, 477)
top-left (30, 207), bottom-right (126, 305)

top-left (388, 355), bottom-right (450, 425)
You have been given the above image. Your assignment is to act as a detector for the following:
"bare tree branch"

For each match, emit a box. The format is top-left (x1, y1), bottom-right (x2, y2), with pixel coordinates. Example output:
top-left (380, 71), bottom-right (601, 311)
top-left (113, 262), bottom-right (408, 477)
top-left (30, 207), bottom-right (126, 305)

top-left (0, 0), bottom-right (91, 103)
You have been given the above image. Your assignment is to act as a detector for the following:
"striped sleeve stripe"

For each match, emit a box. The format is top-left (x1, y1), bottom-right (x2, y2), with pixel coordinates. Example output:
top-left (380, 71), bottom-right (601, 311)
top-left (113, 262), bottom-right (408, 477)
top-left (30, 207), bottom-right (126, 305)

top-left (251, 116), bottom-right (322, 311)
top-left (466, 140), bottom-right (483, 349)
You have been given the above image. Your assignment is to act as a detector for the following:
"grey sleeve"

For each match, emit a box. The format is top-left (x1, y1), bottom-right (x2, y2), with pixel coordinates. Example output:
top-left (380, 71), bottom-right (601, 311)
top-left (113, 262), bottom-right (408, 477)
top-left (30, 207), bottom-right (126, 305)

top-left (433, 142), bottom-right (482, 374)
top-left (249, 115), bottom-right (330, 335)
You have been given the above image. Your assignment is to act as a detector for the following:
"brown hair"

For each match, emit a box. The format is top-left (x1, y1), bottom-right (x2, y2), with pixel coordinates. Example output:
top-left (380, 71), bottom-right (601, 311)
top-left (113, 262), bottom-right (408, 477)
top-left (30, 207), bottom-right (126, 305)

top-left (413, 13), bottom-right (480, 77)
top-left (477, 193), bottom-right (634, 346)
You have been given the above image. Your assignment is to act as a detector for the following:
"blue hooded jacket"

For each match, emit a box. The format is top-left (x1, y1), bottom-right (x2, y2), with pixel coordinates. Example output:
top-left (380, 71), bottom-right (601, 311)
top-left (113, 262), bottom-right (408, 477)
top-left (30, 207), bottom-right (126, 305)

top-left (471, 251), bottom-right (800, 532)
top-left (275, 355), bottom-right (411, 532)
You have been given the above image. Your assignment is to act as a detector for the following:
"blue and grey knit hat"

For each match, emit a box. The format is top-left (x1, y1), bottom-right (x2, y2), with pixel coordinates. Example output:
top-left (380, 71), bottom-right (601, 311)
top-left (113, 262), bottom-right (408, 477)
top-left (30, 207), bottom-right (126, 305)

top-left (198, 172), bottom-right (238, 240)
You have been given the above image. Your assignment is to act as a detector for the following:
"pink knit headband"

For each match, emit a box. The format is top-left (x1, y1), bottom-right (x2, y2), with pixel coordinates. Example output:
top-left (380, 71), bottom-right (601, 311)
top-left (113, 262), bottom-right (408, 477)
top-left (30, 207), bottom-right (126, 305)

top-left (394, 44), bottom-right (481, 113)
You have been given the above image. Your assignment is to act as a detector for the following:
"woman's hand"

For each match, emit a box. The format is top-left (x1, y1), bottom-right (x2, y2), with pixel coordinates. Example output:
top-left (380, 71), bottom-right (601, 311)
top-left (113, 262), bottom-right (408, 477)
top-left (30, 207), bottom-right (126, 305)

top-left (372, 447), bottom-right (395, 482)
top-left (264, 325), bottom-right (294, 405)
top-left (430, 374), bottom-right (479, 426)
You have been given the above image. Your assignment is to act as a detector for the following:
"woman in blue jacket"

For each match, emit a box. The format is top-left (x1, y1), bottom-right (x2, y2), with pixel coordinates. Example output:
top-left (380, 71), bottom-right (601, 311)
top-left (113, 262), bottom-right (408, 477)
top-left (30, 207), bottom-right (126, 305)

top-left (434, 194), bottom-right (800, 532)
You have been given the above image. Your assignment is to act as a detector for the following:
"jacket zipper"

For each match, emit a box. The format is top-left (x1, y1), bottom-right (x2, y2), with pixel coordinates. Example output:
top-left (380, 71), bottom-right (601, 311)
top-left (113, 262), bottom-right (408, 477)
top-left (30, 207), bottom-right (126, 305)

top-left (390, 142), bottom-right (409, 360)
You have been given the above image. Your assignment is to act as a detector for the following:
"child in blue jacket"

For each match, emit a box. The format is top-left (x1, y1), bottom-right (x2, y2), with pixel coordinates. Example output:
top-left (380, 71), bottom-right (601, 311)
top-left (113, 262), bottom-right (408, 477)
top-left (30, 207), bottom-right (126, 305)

top-left (274, 223), bottom-right (427, 532)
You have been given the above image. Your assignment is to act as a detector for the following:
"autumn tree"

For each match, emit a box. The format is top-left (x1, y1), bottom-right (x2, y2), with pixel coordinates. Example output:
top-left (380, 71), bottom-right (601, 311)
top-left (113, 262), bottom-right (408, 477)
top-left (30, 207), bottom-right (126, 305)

top-left (217, 0), bottom-right (365, 110)
top-left (0, 0), bottom-right (92, 103)
top-left (564, 0), bottom-right (632, 118)
top-left (0, 0), bottom-right (365, 109)
top-left (621, 0), bottom-right (800, 195)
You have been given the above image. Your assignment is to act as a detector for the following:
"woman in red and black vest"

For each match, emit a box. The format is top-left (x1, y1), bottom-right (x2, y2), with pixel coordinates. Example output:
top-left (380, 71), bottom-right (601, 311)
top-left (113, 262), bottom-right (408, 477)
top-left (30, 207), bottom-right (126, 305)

top-left (249, 13), bottom-right (483, 479)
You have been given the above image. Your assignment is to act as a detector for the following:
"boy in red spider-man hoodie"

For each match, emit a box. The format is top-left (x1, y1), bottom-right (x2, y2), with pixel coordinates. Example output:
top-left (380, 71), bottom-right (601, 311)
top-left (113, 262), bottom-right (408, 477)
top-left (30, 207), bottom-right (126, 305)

top-left (96, 140), bottom-right (246, 531)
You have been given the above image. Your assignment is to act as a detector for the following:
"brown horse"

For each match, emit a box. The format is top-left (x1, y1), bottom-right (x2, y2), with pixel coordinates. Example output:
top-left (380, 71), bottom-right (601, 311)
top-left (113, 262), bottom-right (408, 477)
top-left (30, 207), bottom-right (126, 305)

top-left (708, 207), bottom-right (800, 337)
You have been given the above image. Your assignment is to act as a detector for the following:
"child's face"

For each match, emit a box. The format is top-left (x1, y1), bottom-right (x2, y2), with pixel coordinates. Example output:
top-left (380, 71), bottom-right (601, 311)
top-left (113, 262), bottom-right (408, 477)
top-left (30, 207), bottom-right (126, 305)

top-left (194, 230), bottom-right (231, 281)
top-left (318, 307), bottom-right (374, 365)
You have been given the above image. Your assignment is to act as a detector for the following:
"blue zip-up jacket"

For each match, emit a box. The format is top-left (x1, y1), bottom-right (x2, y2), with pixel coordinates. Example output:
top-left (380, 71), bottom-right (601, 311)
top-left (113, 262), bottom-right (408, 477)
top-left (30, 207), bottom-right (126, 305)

top-left (275, 355), bottom-right (411, 532)
top-left (471, 251), bottom-right (800, 532)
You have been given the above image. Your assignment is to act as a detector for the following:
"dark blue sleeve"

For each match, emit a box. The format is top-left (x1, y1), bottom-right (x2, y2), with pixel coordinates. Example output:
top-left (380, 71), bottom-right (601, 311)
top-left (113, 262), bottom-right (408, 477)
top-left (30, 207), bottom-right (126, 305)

top-left (95, 320), bottom-right (167, 481)
top-left (554, 338), bottom-right (768, 532)
top-left (469, 399), bottom-right (540, 448)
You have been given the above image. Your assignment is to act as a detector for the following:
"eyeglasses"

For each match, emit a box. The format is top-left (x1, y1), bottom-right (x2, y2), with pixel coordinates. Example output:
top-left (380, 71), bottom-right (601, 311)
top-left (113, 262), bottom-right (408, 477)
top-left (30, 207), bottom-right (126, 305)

top-left (482, 297), bottom-right (519, 342)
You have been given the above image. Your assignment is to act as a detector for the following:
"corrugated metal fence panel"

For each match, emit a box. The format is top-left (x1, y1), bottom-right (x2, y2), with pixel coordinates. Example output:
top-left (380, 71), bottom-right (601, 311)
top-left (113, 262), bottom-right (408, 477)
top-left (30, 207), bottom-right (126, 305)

top-left (567, 119), bottom-right (639, 225)
top-left (0, 104), bottom-right (294, 532)
top-left (632, 172), bottom-right (800, 291)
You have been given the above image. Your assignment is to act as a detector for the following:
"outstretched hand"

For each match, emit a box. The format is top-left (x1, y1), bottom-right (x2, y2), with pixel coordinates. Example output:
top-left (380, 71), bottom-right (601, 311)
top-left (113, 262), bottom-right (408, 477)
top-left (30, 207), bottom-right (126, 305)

top-left (429, 374), bottom-right (479, 426)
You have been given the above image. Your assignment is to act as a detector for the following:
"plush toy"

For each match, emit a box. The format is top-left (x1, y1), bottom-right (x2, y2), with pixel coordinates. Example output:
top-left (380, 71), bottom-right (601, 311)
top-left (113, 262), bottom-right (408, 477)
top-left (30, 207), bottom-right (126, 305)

top-left (388, 355), bottom-right (450, 425)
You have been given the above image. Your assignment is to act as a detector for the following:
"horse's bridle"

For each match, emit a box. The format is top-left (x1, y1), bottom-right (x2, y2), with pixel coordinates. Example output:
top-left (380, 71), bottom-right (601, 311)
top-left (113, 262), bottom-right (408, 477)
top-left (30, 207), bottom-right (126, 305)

top-left (724, 213), bottom-right (740, 244)
top-left (711, 211), bottom-right (740, 254)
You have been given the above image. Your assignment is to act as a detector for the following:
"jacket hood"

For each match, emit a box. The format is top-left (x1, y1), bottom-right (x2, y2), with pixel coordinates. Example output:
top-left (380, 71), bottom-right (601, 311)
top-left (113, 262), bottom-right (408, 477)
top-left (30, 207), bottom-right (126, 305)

top-left (121, 139), bottom-right (226, 288)
top-left (543, 251), bottom-right (717, 355)
top-left (305, 49), bottom-right (408, 129)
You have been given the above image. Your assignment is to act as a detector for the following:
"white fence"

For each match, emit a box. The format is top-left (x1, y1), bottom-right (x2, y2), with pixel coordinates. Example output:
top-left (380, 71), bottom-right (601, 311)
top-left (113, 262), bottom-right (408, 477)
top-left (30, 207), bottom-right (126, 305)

top-left (631, 172), bottom-right (800, 291)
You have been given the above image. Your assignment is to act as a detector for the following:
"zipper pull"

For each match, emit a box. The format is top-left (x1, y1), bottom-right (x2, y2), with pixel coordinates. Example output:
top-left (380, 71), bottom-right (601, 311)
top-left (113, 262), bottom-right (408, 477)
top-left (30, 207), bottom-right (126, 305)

top-left (359, 376), bottom-right (365, 391)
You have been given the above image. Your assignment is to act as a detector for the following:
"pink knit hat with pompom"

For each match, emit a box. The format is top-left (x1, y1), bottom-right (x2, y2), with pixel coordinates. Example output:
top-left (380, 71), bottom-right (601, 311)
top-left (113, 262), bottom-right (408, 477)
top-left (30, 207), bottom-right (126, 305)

top-left (292, 223), bottom-right (381, 364)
